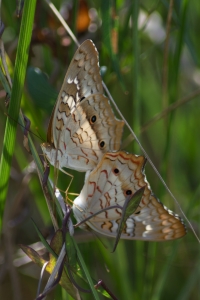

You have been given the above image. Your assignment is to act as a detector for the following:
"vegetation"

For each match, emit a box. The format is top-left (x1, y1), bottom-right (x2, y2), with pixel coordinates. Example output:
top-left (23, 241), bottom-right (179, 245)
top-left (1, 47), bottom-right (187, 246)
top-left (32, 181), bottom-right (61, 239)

top-left (0, 0), bottom-right (199, 299)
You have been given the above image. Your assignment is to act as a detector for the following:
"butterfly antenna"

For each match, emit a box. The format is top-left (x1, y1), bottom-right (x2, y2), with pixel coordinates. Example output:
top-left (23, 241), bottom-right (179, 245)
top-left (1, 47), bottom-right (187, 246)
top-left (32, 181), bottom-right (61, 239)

top-left (5, 112), bottom-right (45, 142)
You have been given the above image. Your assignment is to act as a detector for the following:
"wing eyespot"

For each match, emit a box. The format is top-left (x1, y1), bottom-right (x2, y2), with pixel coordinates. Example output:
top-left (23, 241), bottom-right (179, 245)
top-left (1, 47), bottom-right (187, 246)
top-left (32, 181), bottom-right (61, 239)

top-left (113, 168), bottom-right (119, 175)
top-left (99, 140), bottom-right (105, 149)
top-left (90, 115), bottom-right (97, 124)
top-left (126, 190), bottom-right (132, 195)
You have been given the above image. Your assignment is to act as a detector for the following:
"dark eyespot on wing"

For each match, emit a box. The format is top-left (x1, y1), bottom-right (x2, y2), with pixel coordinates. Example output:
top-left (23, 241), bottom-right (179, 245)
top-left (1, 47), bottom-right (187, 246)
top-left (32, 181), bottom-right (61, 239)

top-left (99, 140), bottom-right (105, 148)
top-left (126, 190), bottom-right (132, 195)
top-left (90, 115), bottom-right (96, 124)
top-left (114, 168), bottom-right (119, 174)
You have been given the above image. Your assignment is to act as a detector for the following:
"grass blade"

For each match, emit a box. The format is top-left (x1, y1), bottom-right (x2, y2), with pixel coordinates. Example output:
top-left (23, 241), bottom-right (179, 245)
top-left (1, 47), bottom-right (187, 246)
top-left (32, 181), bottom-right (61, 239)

top-left (0, 0), bottom-right (37, 232)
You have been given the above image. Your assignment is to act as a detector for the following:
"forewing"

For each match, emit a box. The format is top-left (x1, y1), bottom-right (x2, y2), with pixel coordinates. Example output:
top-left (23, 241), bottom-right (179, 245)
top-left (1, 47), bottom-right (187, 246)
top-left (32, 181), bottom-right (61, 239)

top-left (80, 94), bottom-right (124, 152)
top-left (47, 39), bottom-right (104, 145)
top-left (49, 95), bottom-right (124, 171)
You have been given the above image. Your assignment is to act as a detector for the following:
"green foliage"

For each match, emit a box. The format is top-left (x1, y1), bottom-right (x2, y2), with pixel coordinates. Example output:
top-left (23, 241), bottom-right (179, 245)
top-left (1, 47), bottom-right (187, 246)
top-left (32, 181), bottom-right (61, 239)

top-left (0, 0), bottom-right (200, 299)
top-left (0, 0), bottom-right (37, 230)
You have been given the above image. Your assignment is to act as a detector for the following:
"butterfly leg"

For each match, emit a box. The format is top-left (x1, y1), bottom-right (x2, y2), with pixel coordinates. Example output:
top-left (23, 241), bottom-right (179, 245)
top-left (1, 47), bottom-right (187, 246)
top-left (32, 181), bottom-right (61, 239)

top-left (60, 169), bottom-right (74, 203)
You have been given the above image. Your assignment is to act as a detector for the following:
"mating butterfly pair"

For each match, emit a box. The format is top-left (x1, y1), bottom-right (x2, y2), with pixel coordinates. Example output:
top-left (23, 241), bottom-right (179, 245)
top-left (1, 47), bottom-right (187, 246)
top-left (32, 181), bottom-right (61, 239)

top-left (41, 40), bottom-right (186, 241)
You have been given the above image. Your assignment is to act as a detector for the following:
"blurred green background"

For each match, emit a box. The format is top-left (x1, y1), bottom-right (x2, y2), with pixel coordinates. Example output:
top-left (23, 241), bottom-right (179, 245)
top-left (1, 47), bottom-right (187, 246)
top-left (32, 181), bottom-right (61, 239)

top-left (0, 0), bottom-right (200, 299)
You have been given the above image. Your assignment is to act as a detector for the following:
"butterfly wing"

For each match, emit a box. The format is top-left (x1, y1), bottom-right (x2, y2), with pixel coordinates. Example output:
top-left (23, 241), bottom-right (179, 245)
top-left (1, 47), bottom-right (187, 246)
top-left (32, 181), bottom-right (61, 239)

top-left (55, 94), bottom-right (124, 170)
top-left (73, 151), bottom-right (186, 241)
top-left (42, 40), bottom-right (124, 171)
top-left (48, 39), bottom-right (104, 146)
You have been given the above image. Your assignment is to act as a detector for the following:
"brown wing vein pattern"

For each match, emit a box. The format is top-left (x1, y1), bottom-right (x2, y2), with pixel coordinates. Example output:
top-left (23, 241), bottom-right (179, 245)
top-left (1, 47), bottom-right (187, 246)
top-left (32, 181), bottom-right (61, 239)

top-left (73, 151), bottom-right (186, 241)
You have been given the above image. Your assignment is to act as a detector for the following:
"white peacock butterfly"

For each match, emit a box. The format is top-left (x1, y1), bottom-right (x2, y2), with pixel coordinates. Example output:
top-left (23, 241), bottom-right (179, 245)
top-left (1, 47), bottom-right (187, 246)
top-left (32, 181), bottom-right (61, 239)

top-left (73, 151), bottom-right (186, 241)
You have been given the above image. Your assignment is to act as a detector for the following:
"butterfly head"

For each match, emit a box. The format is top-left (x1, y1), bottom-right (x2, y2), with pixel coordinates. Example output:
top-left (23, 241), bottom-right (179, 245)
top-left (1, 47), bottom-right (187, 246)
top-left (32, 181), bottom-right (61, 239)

top-left (41, 143), bottom-right (63, 168)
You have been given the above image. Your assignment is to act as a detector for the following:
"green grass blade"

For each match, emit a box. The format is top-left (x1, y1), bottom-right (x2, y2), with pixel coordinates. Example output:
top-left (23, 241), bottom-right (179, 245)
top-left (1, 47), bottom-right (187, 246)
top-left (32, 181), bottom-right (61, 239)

top-left (112, 187), bottom-right (144, 252)
top-left (100, 1), bottom-right (125, 90)
top-left (31, 218), bottom-right (57, 257)
top-left (0, 0), bottom-right (37, 232)
top-left (152, 242), bottom-right (179, 299)
top-left (176, 262), bottom-right (200, 300)
top-left (131, 2), bottom-right (144, 297)
top-left (73, 238), bottom-right (100, 300)
top-left (132, 0), bottom-right (140, 140)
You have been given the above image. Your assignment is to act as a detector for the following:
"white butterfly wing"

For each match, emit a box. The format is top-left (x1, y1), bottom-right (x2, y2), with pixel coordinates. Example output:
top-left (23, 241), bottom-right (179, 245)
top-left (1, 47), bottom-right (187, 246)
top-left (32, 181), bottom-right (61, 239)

top-left (42, 40), bottom-right (124, 171)
top-left (49, 39), bottom-right (104, 146)
top-left (73, 152), bottom-right (186, 241)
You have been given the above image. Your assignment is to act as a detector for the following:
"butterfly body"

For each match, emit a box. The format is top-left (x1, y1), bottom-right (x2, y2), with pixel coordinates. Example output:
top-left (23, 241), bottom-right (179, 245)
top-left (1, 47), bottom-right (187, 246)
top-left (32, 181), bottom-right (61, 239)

top-left (73, 151), bottom-right (186, 241)
top-left (41, 40), bottom-right (124, 172)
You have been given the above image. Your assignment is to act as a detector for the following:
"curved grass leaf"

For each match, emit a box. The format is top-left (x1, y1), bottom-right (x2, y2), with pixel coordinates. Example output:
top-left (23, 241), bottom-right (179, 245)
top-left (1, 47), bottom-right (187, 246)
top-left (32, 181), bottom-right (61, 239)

top-left (26, 67), bottom-right (58, 113)
top-left (112, 186), bottom-right (145, 252)
top-left (0, 0), bottom-right (36, 232)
